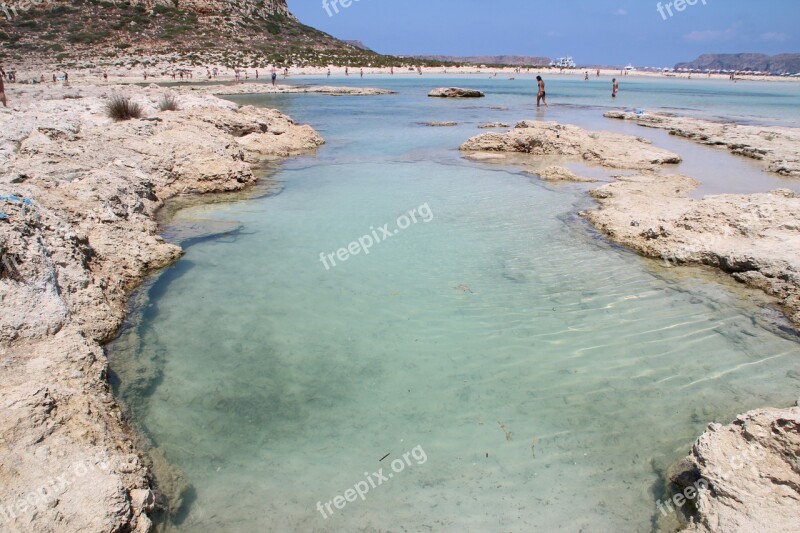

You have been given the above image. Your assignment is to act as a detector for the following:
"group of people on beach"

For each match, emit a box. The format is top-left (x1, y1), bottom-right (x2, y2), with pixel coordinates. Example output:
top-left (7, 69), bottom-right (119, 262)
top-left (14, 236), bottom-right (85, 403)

top-left (0, 66), bottom-right (73, 107)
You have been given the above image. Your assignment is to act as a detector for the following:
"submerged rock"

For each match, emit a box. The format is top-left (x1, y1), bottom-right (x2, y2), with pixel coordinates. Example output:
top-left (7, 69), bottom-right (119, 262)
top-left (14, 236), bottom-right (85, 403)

top-left (428, 87), bottom-right (486, 98)
top-left (479, 122), bottom-right (510, 129)
top-left (531, 165), bottom-right (598, 183)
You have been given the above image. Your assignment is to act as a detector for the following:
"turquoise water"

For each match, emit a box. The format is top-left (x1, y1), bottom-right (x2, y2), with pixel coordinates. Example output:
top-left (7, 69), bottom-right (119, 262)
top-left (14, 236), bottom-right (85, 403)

top-left (109, 77), bottom-right (800, 532)
top-left (289, 73), bottom-right (800, 126)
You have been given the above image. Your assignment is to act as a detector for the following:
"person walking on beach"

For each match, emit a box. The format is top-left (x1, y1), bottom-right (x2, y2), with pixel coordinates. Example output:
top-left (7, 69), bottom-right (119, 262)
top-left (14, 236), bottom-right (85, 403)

top-left (0, 66), bottom-right (6, 107)
top-left (271, 71), bottom-right (277, 86)
top-left (585, 71), bottom-right (589, 80)
top-left (536, 75), bottom-right (548, 107)
top-left (360, 68), bottom-right (363, 78)
top-left (612, 78), bottom-right (619, 98)
top-left (327, 69), bottom-right (331, 77)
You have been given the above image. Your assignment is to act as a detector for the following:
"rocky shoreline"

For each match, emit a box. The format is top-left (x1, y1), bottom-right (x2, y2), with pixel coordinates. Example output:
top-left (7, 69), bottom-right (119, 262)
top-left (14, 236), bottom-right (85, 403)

top-left (0, 83), bottom-right (323, 531)
top-left (1, 78), bottom-right (798, 531)
top-left (663, 403), bottom-right (800, 532)
top-left (461, 117), bottom-right (800, 530)
top-left (604, 110), bottom-right (800, 178)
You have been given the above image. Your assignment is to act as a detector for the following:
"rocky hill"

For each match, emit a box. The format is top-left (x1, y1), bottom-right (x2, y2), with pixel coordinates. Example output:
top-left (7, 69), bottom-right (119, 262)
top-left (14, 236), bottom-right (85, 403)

top-left (0, 0), bottom-right (426, 69)
top-left (414, 54), bottom-right (551, 67)
top-left (675, 53), bottom-right (800, 74)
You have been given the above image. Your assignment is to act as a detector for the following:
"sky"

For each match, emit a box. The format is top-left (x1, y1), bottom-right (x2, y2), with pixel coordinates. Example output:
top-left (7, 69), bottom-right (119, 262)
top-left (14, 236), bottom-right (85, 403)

top-left (285, 0), bottom-right (799, 67)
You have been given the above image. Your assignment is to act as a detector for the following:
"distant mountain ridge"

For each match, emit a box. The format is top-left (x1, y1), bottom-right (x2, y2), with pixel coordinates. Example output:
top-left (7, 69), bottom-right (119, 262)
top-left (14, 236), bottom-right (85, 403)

top-left (675, 53), bottom-right (800, 74)
top-left (414, 55), bottom-right (551, 67)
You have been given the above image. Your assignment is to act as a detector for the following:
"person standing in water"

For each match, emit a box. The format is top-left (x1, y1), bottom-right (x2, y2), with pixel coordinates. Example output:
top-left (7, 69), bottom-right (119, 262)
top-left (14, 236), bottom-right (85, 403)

top-left (612, 78), bottom-right (619, 98)
top-left (0, 66), bottom-right (6, 107)
top-left (536, 75), bottom-right (548, 107)
top-left (271, 70), bottom-right (277, 86)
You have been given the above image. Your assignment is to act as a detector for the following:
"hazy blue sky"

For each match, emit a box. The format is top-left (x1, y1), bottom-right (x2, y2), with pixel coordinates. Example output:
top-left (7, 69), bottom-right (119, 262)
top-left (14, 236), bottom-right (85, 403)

top-left (286, 0), bottom-right (798, 66)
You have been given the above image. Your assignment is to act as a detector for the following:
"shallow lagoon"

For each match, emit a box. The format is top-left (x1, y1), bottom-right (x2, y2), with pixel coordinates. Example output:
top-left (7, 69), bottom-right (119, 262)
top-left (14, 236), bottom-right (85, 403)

top-left (109, 77), bottom-right (800, 532)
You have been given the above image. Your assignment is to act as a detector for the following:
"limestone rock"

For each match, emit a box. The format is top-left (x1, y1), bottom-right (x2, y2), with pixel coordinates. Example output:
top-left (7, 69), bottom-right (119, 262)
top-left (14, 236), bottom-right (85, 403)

top-left (605, 111), bottom-right (800, 177)
top-left (0, 83), bottom-right (323, 532)
top-left (461, 120), bottom-right (682, 170)
top-left (428, 87), bottom-right (486, 98)
top-left (666, 406), bottom-right (800, 533)
top-left (533, 165), bottom-right (598, 183)
top-left (583, 176), bottom-right (800, 328)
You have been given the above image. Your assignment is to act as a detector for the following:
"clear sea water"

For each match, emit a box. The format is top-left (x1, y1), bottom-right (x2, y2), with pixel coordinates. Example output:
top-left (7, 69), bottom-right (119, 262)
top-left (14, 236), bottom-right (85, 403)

top-left (108, 75), bottom-right (800, 532)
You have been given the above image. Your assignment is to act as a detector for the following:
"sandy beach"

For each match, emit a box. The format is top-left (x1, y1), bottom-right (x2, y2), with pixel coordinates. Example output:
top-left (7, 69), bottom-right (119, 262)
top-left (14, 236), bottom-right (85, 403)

top-left (7, 63), bottom-right (800, 90)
